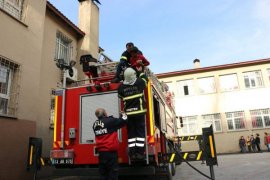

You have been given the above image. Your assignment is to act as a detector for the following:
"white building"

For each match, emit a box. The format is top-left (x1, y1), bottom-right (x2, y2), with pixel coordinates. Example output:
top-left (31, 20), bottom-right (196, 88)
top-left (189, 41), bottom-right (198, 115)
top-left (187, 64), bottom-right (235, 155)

top-left (157, 58), bottom-right (270, 153)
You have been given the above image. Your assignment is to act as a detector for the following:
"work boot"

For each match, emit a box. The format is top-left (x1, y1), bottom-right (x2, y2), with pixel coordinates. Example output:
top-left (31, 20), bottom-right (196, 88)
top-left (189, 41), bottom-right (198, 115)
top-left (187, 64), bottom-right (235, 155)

top-left (135, 153), bottom-right (145, 161)
top-left (130, 154), bottom-right (137, 161)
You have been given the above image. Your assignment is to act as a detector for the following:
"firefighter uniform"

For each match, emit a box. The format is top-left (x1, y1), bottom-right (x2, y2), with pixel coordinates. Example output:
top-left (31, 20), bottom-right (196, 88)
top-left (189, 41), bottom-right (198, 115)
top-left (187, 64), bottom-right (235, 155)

top-left (118, 68), bottom-right (148, 158)
top-left (112, 43), bottom-right (143, 82)
top-left (93, 111), bottom-right (127, 180)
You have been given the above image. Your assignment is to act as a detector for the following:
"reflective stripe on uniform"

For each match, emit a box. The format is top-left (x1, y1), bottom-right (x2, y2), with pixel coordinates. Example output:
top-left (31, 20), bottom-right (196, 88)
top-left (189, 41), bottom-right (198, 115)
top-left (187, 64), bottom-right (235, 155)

top-left (136, 143), bottom-right (145, 147)
top-left (139, 98), bottom-right (143, 112)
top-left (128, 138), bottom-right (136, 142)
top-left (123, 93), bottom-right (143, 101)
top-left (142, 78), bottom-right (147, 86)
top-left (136, 137), bottom-right (145, 141)
top-left (128, 143), bottom-right (136, 147)
top-left (126, 109), bottom-right (147, 115)
top-left (121, 56), bottom-right (127, 60)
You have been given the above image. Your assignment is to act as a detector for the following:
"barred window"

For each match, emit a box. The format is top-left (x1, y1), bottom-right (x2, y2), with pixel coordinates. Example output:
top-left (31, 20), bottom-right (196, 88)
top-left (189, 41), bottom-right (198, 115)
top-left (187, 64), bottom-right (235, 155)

top-left (0, 55), bottom-right (20, 117)
top-left (198, 76), bottom-right (216, 94)
top-left (180, 116), bottom-right (198, 135)
top-left (250, 109), bottom-right (270, 128)
top-left (0, 0), bottom-right (24, 20)
top-left (202, 113), bottom-right (222, 132)
top-left (55, 31), bottom-right (73, 65)
top-left (226, 111), bottom-right (246, 130)
top-left (243, 70), bottom-right (263, 88)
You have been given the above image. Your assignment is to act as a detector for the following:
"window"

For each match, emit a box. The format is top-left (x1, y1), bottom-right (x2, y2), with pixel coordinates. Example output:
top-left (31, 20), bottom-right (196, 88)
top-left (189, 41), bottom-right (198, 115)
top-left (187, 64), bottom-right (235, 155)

top-left (198, 76), bottom-right (216, 94)
top-left (0, 55), bottom-right (20, 116)
top-left (202, 114), bottom-right (222, 132)
top-left (0, 0), bottom-right (24, 20)
top-left (250, 109), bottom-right (270, 128)
top-left (225, 111), bottom-right (246, 130)
top-left (219, 74), bottom-right (239, 92)
top-left (180, 116), bottom-right (198, 135)
top-left (55, 31), bottom-right (73, 65)
top-left (243, 70), bottom-right (263, 88)
top-left (177, 79), bottom-right (195, 96)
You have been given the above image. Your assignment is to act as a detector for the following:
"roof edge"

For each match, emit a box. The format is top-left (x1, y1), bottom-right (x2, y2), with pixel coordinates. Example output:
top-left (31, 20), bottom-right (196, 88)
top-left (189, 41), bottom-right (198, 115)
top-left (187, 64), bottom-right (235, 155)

top-left (46, 1), bottom-right (85, 38)
top-left (156, 58), bottom-right (270, 78)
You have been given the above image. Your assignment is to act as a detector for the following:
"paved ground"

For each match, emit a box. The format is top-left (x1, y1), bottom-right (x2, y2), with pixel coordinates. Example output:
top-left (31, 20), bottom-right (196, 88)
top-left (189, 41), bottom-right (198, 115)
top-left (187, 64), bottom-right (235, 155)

top-left (37, 152), bottom-right (270, 180)
top-left (174, 152), bottom-right (270, 180)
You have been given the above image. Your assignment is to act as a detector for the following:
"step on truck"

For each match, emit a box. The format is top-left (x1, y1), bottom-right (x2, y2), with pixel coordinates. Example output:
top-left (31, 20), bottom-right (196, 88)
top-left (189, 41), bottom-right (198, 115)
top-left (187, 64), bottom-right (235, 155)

top-left (49, 55), bottom-right (178, 179)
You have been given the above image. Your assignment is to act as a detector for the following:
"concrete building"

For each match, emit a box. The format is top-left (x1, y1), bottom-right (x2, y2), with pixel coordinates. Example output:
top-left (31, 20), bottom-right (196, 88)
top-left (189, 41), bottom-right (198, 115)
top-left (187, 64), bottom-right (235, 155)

top-left (0, 0), bottom-right (99, 179)
top-left (157, 58), bottom-right (270, 153)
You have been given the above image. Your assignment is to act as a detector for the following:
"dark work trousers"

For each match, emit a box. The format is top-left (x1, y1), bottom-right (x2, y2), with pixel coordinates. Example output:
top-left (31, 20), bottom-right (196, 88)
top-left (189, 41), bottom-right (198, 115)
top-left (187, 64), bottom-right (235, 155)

top-left (98, 151), bottom-right (118, 180)
top-left (127, 114), bottom-right (146, 155)
top-left (256, 143), bottom-right (261, 152)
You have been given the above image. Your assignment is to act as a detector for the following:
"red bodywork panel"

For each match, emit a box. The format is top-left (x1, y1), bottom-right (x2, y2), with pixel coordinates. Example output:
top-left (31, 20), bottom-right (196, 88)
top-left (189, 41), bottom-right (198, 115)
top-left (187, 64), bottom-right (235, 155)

top-left (54, 83), bottom-right (131, 165)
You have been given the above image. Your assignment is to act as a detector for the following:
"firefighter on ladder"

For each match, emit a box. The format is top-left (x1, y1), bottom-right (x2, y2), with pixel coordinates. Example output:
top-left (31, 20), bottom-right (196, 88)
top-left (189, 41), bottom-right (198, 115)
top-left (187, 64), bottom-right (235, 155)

top-left (118, 68), bottom-right (148, 161)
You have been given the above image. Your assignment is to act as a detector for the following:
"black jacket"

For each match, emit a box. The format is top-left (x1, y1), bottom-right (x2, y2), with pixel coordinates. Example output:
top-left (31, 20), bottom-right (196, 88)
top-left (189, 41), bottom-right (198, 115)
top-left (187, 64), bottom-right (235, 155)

top-left (93, 116), bottom-right (126, 152)
top-left (118, 73), bottom-right (148, 116)
top-left (120, 50), bottom-right (143, 64)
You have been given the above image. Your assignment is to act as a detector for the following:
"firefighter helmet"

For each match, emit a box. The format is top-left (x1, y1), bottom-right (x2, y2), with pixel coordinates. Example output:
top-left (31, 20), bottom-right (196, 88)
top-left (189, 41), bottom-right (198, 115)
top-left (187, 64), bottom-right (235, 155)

top-left (123, 68), bottom-right (137, 85)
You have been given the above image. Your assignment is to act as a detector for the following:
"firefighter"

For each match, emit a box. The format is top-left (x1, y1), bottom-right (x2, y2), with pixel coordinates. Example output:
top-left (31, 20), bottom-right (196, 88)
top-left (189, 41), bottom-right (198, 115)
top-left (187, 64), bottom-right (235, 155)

top-left (93, 108), bottom-right (127, 180)
top-left (118, 68), bottom-right (148, 160)
top-left (111, 42), bottom-right (143, 83)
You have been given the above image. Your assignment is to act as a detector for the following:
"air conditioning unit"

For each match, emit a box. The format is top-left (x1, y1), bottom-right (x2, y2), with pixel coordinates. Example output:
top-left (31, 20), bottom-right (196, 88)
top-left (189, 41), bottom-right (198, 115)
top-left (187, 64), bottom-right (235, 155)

top-left (64, 67), bottom-right (78, 82)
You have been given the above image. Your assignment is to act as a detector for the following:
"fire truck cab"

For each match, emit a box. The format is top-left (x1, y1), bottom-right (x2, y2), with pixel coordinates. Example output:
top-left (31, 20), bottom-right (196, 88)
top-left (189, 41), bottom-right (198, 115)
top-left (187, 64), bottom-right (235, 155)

top-left (50, 56), bottom-right (178, 179)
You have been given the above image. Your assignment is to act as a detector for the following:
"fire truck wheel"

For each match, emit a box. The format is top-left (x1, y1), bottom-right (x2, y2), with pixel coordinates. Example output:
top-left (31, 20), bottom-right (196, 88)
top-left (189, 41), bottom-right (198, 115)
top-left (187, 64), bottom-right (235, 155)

top-left (170, 162), bottom-right (176, 176)
top-left (166, 164), bottom-right (173, 180)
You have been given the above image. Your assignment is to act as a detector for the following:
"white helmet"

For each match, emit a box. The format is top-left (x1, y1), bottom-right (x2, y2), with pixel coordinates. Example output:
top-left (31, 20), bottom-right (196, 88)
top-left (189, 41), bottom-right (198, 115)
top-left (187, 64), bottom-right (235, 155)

top-left (123, 68), bottom-right (137, 85)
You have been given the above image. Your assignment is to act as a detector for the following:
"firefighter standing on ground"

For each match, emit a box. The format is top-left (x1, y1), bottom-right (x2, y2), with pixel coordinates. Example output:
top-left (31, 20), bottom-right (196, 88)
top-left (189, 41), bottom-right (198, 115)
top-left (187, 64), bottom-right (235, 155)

top-left (118, 68), bottom-right (148, 160)
top-left (93, 108), bottom-right (127, 180)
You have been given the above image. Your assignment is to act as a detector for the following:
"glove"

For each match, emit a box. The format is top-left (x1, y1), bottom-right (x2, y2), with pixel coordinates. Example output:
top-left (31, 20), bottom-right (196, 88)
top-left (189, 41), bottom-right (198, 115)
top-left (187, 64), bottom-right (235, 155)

top-left (120, 112), bottom-right (128, 120)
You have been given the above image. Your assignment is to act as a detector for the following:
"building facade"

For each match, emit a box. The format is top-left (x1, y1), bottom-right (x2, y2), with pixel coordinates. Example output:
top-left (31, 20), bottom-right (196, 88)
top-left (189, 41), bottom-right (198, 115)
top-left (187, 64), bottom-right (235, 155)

top-left (0, 0), bottom-right (99, 179)
top-left (157, 59), bottom-right (270, 153)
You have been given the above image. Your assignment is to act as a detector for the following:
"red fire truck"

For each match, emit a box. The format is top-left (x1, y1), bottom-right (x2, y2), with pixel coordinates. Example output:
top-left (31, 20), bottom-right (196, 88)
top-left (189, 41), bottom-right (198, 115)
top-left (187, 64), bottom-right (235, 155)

top-left (50, 55), bottom-right (178, 179)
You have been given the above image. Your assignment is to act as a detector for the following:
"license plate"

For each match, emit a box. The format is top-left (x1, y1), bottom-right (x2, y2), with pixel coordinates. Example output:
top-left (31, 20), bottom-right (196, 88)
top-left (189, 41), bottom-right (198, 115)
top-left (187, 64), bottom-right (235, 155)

top-left (51, 158), bottom-right (73, 165)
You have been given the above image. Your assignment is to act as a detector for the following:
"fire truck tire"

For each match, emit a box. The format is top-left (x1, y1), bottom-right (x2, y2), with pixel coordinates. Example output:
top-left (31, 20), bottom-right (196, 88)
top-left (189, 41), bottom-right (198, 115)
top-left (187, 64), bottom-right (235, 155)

top-left (170, 162), bottom-right (176, 176)
top-left (154, 166), bottom-right (172, 180)
top-left (162, 165), bottom-right (173, 180)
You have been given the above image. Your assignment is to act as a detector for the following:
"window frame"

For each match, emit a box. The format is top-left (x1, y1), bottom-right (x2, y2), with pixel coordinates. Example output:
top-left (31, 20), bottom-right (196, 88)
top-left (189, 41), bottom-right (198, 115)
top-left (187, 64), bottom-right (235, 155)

top-left (202, 113), bottom-right (222, 132)
top-left (243, 70), bottom-right (264, 89)
top-left (197, 76), bottom-right (216, 94)
top-left (180, 116), bottom-right (198, 135)
top-left (0, 0), bottom-right (24, 20)
top-left (0, 66), bottom-right (12, 115)
top-left (225, 111), bottom-right (246, 131)
top-left (176, 79), bottom-right (195, 96)
top-left (0, 55), bottom-right (20, 117)
top-left (219, 73), bottom-right (239, 92)
top-left (54, 31), bottom-right (73, 65)
top-left (250, 108), bottom-right (270, 129)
